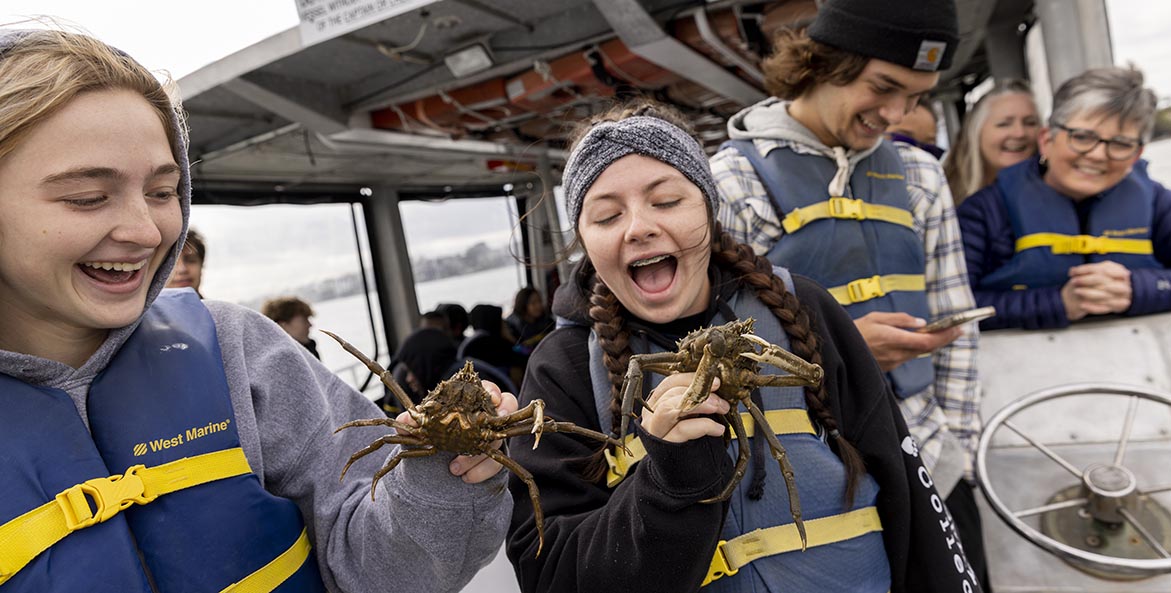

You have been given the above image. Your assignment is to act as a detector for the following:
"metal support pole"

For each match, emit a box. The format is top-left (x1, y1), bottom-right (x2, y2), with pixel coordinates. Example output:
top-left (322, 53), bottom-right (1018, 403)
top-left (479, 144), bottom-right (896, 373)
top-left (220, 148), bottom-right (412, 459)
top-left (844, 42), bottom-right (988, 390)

top-left (367, 187), bottom-right (421, 352)
top-left (1034, 0), bottom-right (1114, 91)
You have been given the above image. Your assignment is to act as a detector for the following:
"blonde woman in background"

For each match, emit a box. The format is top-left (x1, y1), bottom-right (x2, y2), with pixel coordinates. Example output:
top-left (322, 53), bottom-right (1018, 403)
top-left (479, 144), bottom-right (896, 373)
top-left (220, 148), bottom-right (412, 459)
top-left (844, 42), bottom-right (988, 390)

top-left (944, 79), bottom-right (1040, 203)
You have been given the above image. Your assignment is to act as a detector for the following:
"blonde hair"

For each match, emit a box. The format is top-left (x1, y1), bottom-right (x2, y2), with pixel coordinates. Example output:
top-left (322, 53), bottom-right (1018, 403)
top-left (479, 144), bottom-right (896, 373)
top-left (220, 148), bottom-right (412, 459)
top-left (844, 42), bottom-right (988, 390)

top-left (943, 79), bottom-right (1035, 203)
top-left (0, 29), bottom-right (185, 163)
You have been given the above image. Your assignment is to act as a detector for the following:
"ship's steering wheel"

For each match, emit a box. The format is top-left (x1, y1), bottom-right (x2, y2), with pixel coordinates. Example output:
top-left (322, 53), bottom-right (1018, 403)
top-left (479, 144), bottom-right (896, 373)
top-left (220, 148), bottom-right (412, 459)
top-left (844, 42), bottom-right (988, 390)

top-left (977, 383), bottom-right (1171, 579)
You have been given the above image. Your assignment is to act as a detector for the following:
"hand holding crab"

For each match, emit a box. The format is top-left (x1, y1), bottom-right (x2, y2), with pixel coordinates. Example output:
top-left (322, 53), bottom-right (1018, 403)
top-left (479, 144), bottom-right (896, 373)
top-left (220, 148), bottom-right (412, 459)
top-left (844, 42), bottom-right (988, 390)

top-left (620, 318), bottom-right (824, 550)
top-left (324, 330), bottom-right (625, 557)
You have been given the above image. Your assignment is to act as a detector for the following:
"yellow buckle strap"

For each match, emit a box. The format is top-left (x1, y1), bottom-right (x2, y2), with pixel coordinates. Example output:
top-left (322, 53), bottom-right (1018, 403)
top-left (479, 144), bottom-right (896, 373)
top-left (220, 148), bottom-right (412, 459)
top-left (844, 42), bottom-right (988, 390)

top-left (603, 434), bottom-right (648, 488)
top-left (782, 198), bottom-right (914, 234)
top-left (220, 528), bottom-right (313, 593)
top-left (702, 506), bottom-right (883, 587)
top-left (605, 410), bottom-right (815, 488)
top-left (827, 274), bottom-right (925, 305)
top-left (55, 464), bottom-right (158, 531)
top-left (0, 448), bottom-right (252, 585)
top-left (1016, 232), bottom-right (1154, 255)
top-left (703, 539), bottom-right (738, 586)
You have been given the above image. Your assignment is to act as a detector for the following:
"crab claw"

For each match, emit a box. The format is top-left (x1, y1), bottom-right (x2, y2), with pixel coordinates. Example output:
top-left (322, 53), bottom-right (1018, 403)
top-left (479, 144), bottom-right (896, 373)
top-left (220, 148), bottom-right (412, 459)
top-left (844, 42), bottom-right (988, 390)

top-left (531, 400), bottom-right (546, 449)
top-left (739, 340), bottom-right (823, 386)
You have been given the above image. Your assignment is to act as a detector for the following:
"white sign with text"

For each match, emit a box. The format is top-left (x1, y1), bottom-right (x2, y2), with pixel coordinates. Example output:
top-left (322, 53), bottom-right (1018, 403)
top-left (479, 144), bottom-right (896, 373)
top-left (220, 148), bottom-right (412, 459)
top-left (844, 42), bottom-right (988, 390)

top-left (295, 0), bottom-right (440, 47)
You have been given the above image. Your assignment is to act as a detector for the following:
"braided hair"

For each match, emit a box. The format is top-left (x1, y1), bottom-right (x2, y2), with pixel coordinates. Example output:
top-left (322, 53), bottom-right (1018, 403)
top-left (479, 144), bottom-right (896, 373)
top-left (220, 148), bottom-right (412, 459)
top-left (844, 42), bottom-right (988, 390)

top-left (583, 228), bottom-right (865, 504)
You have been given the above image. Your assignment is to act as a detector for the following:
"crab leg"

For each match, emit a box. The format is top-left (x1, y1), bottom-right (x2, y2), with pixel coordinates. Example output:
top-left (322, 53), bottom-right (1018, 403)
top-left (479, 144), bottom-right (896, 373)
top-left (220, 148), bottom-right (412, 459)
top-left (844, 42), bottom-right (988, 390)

top-left (744, 399), bottom-right (806, 551)
top-left (751, 373), bottom-right (820, 389)
top-left (619, 353), bottom-right (680, 441)
top-left (368, 447), bottom-right (437, 500)
top-left (323, 330), bottom-right (417, 413)
top-left (702, 407), bottom-right (752, 504)
top-left (498, 419), bottom-right (630, 453)
top-left (338, 433), bottom-right (424, 480)
top-left (487, 400), bottom-right (547, 447)
top-left (678, 345), bottom-right (721, 413)
top-left (335, 417), bottom-right (416, 434)
top-left (485, 448), bottom-right (547, 558)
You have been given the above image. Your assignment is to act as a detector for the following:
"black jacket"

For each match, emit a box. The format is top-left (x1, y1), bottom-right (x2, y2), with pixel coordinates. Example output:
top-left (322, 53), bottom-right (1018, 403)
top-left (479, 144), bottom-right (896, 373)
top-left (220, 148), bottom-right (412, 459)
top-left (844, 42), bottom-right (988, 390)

top-left (505, 263), bottom-right (982, 593)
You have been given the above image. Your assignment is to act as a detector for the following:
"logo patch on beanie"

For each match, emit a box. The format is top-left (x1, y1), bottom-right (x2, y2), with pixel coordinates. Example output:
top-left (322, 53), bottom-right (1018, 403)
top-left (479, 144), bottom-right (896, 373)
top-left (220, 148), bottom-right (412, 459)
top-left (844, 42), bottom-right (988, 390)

top-left (913, 40), bottom-right (947, 71)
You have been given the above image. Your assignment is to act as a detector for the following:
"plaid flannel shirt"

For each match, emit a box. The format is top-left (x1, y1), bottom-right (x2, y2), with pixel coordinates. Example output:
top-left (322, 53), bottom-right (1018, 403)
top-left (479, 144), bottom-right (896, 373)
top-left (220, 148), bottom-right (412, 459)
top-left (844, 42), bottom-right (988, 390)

top-left (711, 138), bottom-right (982, 482)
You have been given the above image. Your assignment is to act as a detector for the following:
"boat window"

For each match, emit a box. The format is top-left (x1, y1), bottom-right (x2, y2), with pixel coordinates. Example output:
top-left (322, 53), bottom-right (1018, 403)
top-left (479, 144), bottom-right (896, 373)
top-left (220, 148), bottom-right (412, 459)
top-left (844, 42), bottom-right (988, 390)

top-left (398, 196), bottom-right (527, 317)
top-left (189, 203), bottom-right (386, 399)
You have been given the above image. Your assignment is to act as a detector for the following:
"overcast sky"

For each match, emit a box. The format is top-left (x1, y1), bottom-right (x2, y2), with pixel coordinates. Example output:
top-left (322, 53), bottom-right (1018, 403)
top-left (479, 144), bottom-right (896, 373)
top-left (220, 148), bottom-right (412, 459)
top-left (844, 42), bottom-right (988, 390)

top-left (3, 0), bottom-right (1167, 94)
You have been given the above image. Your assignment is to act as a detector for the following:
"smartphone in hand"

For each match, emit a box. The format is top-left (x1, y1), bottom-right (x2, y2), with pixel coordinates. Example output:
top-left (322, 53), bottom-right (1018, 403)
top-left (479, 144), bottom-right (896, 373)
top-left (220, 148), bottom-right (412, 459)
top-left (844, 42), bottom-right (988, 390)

top-left (918, 306), bottom-right (996, 333)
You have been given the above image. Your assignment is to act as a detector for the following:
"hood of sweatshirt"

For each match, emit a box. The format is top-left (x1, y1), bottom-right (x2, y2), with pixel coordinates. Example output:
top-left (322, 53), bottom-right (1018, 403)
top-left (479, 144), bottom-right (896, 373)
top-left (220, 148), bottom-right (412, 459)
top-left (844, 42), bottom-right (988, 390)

top-left (0, 29), bottom-right (192, 391)
top-left (726, 97), bottom-right (886, 198)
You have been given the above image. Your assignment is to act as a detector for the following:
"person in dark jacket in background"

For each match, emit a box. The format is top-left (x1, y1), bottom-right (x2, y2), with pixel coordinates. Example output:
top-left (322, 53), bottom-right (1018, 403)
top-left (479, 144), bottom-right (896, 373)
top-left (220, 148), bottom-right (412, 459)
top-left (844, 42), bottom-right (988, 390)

top-left (506, 286), bottom-right (554, 354)
top-left (388, 327), bottom-right (458, 407)
top-left (436, 302), bottom-right (470, 343)
top-left (261, 296), bottom-right (321, 359)
top-left (505, 101), bottom-right (980, 593)
top-left (958, 66), bottom-right (1171, 330)
top-left (462, 304), bottom-right (525, 386)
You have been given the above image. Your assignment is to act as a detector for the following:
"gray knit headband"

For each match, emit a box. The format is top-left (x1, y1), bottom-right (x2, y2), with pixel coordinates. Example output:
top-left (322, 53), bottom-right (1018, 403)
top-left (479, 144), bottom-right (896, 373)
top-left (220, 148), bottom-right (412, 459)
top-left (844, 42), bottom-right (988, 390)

top-left (563, 116), bottom-right (718, 226)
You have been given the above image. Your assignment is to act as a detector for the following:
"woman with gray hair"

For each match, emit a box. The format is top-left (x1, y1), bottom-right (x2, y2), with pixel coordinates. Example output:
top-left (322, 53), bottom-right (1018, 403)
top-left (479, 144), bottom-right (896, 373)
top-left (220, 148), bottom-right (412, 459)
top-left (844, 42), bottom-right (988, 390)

top-left (958, 66), bottom-right (1171, 330)
top-left (943, 79), bottom-right (1040, 203)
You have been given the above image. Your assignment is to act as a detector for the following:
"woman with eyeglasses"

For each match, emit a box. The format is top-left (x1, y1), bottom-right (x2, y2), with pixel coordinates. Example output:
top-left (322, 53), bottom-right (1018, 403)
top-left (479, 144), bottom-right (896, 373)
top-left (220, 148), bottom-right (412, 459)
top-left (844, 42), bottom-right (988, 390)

top-left (957, 66), bottom-right (1171, 330)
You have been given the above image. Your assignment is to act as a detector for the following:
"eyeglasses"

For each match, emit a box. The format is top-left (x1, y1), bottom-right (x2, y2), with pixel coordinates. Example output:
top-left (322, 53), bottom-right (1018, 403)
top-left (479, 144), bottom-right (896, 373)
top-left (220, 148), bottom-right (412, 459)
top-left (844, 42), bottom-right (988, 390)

top-left (1054, 123), bottom-right (1143, 160)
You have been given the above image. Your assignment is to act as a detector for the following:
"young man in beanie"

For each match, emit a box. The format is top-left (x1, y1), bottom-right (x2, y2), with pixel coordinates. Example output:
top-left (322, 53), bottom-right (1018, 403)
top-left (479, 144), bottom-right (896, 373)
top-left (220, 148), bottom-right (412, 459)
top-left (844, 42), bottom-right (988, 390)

top-left (710, 0), bottom-right (989, 587)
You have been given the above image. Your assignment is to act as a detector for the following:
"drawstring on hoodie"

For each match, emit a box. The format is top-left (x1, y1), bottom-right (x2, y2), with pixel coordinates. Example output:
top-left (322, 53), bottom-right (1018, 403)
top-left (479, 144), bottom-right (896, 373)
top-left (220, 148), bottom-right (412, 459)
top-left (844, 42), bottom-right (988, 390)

top-left (827, 146), bottom-right (852, 198)
top-left (726, 98), bottom-right (880, 201)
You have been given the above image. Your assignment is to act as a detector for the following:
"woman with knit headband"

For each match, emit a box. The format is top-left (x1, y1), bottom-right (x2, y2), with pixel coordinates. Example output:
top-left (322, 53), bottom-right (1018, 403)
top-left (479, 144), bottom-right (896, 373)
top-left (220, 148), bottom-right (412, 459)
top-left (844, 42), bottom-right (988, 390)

top-left (504, 102), bottom-right (981, 593)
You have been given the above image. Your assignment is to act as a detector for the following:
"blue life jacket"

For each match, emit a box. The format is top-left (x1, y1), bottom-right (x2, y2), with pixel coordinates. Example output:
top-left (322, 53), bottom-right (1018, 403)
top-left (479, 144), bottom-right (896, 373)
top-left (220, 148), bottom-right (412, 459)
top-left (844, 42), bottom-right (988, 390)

top-left (723, 139), bottom-right (931, 398)
top-left (585, 269), bottom-right (889, 593)
top-left (981, 157), bottom-right (1162, 290)
top-left (0, 291), bottom-right (325, 592)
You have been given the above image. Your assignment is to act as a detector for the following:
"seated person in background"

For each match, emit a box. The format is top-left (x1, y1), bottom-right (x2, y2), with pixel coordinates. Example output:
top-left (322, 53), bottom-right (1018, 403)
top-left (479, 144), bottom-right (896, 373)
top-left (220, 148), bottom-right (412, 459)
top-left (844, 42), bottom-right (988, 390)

top-left (419, 310), bottom-right (451, 333)
top-left (261, 296), bottom-right (321, 359)
top-left (165, 226), bottom-right (205, 297)
top-left (958, 66), bottom-right (1171, 330)
top-left (386, 327), bottom-right (457, 409)
top-left (944, 79), bottom-right (1039, 204)
top-left (435, 302), bottom-right (469, 344)
top-left (462, 304), bottom-right (526, 387)
top-left (506, 286), bottom-right (554, 354)
top-left (886, 102), bottom-right (944, 159)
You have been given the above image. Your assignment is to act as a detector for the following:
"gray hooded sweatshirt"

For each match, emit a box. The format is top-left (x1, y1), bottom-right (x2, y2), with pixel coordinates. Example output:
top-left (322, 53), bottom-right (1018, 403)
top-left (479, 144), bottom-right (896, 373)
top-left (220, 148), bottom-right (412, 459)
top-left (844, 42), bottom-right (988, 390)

top-left (0, 29), bottom-right (509, 593)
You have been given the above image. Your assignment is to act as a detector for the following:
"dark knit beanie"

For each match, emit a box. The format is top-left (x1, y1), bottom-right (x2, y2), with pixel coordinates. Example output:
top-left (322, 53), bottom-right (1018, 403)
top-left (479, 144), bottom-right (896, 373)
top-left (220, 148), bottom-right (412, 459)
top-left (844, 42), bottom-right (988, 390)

top-left (808, 0), bottom-right (959, 72)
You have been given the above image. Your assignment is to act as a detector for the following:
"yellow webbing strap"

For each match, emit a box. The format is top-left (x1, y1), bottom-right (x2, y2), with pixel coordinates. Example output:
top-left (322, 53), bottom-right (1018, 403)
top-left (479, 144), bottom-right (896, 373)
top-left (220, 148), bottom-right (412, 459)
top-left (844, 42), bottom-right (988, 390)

top-left (1015, 233), bottom-right (1154, 255)
top-left (0, 447), bottom-right (252, 585)
top-left (220, 528), bottom-right (313, 593)
top-left (604, 410), bottom-right (815, 488)
top-left (782, 197), bottom-right (914, 234)
top-left (827, 274), bottom-right (926, 305)
top-left (702, 506), bottom-right (883, 587)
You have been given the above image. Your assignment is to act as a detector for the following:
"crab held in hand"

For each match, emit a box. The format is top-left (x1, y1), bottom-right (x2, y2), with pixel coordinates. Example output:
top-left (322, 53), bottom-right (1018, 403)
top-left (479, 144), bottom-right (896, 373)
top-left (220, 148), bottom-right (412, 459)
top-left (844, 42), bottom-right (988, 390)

top-left (324, 330), bottom-right (624, 557)
top-left (619, 318), bottom-right (824, 550)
